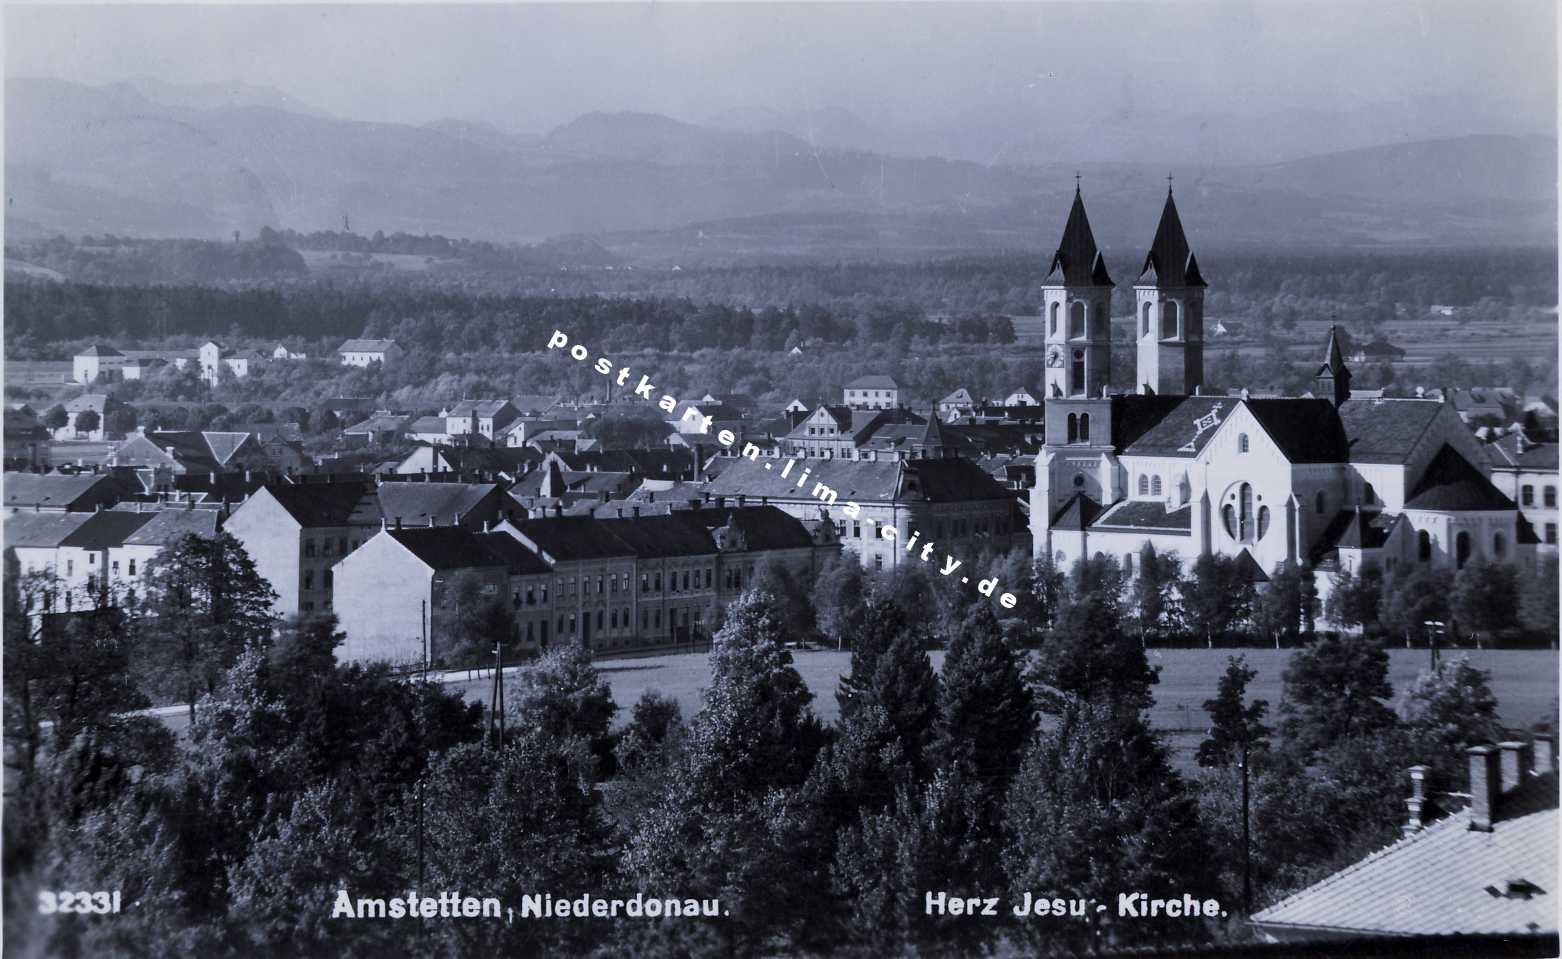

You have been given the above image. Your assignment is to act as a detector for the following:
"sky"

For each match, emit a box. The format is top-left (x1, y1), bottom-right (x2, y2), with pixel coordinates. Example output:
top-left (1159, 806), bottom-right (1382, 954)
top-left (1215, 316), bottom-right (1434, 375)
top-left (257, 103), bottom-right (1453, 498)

top-left (5, 2), bottom-right (1557, 164)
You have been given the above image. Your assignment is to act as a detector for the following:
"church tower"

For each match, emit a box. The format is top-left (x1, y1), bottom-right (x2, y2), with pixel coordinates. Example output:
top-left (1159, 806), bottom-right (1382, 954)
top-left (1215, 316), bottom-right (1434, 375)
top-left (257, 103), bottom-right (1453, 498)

top-left (1042, 186), bottom-right (1114, 400)
top-left (1134, 186), bottom-right (1206, 396)
top-left (1316, 325), bottom-right (1352, 406)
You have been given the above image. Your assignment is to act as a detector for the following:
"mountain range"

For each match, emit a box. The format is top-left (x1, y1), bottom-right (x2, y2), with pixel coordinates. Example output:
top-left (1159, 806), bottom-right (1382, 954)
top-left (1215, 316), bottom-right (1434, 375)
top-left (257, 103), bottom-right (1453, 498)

top-left (5, 77), bottom-right (1555, 262)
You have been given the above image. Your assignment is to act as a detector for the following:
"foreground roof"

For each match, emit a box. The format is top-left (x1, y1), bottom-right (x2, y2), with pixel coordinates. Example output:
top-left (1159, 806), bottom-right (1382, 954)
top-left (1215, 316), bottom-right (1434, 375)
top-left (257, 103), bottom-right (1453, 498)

top-left (387, 526), bottom-right (549, 573)
top-left (3, 511), bottom-right (95, 547)
top-left (1405, 446), bottom-right (1515, 512)
top-left (4, 472), bottom-right (116, 510)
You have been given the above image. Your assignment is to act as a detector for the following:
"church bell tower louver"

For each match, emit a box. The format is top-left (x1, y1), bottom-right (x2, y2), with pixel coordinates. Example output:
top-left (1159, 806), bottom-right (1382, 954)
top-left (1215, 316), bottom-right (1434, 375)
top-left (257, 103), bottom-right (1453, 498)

top-left (1042, 185), bottom-right (1114, 400)
top-left (1134, 185), bottom-right (1206, 396)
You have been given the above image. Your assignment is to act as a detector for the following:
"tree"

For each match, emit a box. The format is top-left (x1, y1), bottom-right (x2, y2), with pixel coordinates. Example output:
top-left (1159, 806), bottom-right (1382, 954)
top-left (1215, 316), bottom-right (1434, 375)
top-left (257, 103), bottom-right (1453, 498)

top-left (1254, 561), bottom-right (1318, 646)
top-left (747, 555), bottom-right (817, 641)
top-left (132, 532), bottom-right (277, 721)
top-left (1397, 656), bottom-right (1504, 787)
top-left (1451, 561), bottom-right (1520, 645)
top-left (1029, 554), bottom-right (1069, 634)
top-left (930, 604), bottom-right (1034, 789)
top-left (837, 599), bottom-right (926, 719)
top-left (433, 570), bottom-right (517, 667)
top-left (106, 405), bottom-right (138, 436)
top-left (1004, 699), bottom-right (1217, 952)
top-left (1197, 656), bottom-right (1270, 914)
top-left (1324, 562), bottom-right (1384, 633)
top-left (1380, 565), bottom-right (1455, 646)
top-left (509, 640), bottom-right (616, 776)
top-left (42, 404), bottom-right (68, 431)
top-left (812, 554), bottom-right (867, 650)
top-left (1183, 554), bottom-right (1256, 645)
top-left (72, 409), bottom-right (102, 435)
top-left (1521, 554), bottom-right (1560, 643)
top-left (1276, 634), bottom-right (1396, 761)
top-left (1130, 543), bottom-right (1183, 641)
top-left (1030, 555), bottom-right (1158, 713)
top-left (860, 631), bottom-right (939, 777)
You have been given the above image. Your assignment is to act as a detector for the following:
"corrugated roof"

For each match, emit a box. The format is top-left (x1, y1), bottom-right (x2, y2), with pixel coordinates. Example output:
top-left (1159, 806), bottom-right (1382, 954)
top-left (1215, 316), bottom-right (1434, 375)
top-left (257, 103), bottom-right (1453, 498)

top-left (1254, 773), bottom-right (1557, 937)
top-left (1405, 446), bottom-right (1516, 512)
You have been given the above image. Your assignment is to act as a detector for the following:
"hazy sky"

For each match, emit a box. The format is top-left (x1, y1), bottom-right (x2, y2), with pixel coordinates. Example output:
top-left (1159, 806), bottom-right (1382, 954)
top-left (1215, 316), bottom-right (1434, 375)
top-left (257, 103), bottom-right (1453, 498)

top-left (6, 2), bottom-right (1557, 162)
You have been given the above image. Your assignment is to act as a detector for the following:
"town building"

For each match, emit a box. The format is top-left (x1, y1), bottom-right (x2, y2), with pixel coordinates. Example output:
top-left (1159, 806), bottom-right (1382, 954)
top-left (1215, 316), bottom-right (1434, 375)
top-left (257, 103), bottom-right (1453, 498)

top-left (443, 400), bottom-right (519, 441)
top-left (4, 471), bottom-right (124, 515)
top-left (844, 375), bottom-right (899, 411)
top-left (1485, 430), bottom-right (1559, 549)
top-left (337, 338), bottom-right (403, 367)
top-left (1028, 189), bottom-right (1535, 601)
top-left (1002, 389), bottom-right (1040, 407)
top-left (4, 410), bottom-right (51, 469)
top-left (51, 394), bottom-right (125, 441)
top-left (937, 388), bottom-right (975, 419)
top-left (704, 455), bottom-right (1027, 572)
top-left (1252, 739), bottom-right (1557, 948)
top-left (107, 507), bottom-right (220, 601)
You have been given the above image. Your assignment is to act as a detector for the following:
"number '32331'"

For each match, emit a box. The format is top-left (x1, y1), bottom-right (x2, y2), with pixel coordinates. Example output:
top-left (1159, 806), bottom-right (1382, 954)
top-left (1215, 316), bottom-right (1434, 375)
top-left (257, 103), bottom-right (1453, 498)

top-left (38, 891), bottom-right (121, 914)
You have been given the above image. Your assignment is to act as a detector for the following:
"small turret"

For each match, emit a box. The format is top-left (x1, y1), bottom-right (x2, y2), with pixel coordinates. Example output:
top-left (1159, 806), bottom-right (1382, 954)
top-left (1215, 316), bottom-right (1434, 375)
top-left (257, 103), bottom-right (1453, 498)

top-left (1316, 325), bottom-right (1352, 407)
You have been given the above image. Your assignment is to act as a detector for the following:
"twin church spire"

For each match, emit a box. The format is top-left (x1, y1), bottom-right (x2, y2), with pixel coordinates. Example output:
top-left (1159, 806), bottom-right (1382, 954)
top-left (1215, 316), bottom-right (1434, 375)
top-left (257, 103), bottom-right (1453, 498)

top-left (1042, 182), bottom-right (1205, 398)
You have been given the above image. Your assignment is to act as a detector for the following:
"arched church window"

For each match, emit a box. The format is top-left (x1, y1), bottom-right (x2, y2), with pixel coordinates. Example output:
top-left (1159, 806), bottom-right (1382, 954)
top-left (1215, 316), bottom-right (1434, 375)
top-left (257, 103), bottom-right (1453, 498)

top-left (1494, 532), bottom-right (1506, 559)
top-left (1079, 413), bottom-right (1091, 443)
top-left (1070, 301), bottom-right (1086, 338)
top-left (1417, 530), bottom-right (1432, 562)
top-left (1455, 531), bottom-right (1471, 568)
top-left (1071, 350), bottom-right (1086, 396)
top-left (1239, 483), bottom-right (1254, 541)
top-left (1141, 302), bottom-right (1152, 337)
top-left (1151, 476), bottom-right (1162, 497)
top-left (1238, 433), bottom-right (1249, 453)
top-left (1138, 475), bottom-right (1149, 496)
top-left (1049, 302), bottom-right (1059, 336)
top-left (1054, 551), bottom-right (1066, 566)
top-left (1066, 413), bottom-right (1078, 444)
top-left (1222, 504), bottom-right (1238, 539)
top-left (1162, 300), bottom-right (1179, 338)
top-left (1257, 506), bottom-right (1271, 541)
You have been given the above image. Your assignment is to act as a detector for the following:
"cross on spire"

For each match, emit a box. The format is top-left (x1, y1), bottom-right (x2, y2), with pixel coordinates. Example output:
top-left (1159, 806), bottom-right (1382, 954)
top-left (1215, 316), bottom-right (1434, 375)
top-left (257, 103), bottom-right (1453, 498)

top-left (1167, 173), bottom-right (1174, 195)
top-left (1074, 171), bottom-right (1081, 194)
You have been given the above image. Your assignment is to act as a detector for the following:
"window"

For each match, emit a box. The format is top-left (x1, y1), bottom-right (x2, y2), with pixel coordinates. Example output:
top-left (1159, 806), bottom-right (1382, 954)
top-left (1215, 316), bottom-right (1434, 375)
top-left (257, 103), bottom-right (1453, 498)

top-left (128, 559), bottom-right (137, 576)
top-left (610, 576), bottom-right (617, 594)
top-left (303, 570), bottom-right (314, 590)
top-left (1455, 531), bottom-right (1472, 569)
top-left (1079, 412), bottom-right (1091, 443)
top-left (597, 610), bottom-right (604, 630)
top-left (853, 522), bottom-right (861, 538)
top-left (1138, 475), bottom-right (1149, 495)
top-left (1547, 486), bottom-right (1557, 508)
top-left (1315, 491), bottom-right (1326, 515)
top-left (654, 572), bottom-right (662, 592)
top-left (1067, 413), bottom-right (1078, 444)
top-left (655, 609), bottom-right (662, 628)
top-left (1071, 350), bottom-right (1086, 395)
top-left (1418, 530), bottom-right (1433, 561)
top-left (1162, 300), bottom-right (1179, 338)
top-left (304, 539), bottom-right (315, 558)
top-left (569, 614), bottom-right (577, 634)
top-left (705, 569), bottom-right (713, 588)
top-left (642, 609), bottom-right (649, 629)
top-left (1049, 302), bottom-right (1059, 335)
top-left (111, 560), bottom-right (120, 575)
top-left (1547, 524), bottom-right (1557, 545)
top-left (323, 539), bottom-right (333, 557)
top-left (1522, 485), bottom-right (1535, 506)
top-left (1363, 482), bottom-right (1376, 505)
top-left (1257, 506), bottom-right (1271, 540)
top-left (66, 560), bottom-right (73, 576)
top-left (1123, 553), bottom-right (1134, 574)
top-left (88, 553), bottom-right (96, 565)
top-left (874, 554), bottom-right (884, 570)
top-left (323, 570), bottom-right (333, 590)
top-left (1073, 474), bottom-right (1085, 489)
top-left (1222, 504), bottom-right (1238, 539)
top-left (1494, 532), bottom-right (1506, 559)
top-left (682, 571), bottom-right (691, 591)
top-left (1238, 433), bottom-right (1249, 453)
top-left (1151, 476), bottom-right (1162, 497)
top-left (1141, 301), bottom-right (1152, 337)
top-left (1070, 301), bottom-right (1086, 338)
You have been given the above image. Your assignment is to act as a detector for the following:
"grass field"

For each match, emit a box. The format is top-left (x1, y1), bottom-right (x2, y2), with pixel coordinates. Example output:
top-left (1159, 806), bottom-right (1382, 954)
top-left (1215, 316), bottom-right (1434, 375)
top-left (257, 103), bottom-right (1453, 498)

top-left (457, 646), bottom-right (1559, 744)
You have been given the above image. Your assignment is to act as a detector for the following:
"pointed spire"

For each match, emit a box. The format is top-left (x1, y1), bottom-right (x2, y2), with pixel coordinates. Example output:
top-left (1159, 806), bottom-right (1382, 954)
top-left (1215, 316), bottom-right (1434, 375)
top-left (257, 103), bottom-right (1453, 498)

top-left (1139, 189), bottom-right (1206, 287)
top-left (1320, 324), bottom-right (1346, 371)
top-left (1316, 325), bottom-right (1352, 407)
top-left (1046, 186), bottom-right (1113, 286)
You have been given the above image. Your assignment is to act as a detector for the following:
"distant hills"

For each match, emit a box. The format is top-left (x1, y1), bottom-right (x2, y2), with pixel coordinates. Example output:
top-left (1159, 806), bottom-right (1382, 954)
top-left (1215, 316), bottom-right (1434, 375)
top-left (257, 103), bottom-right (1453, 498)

top-left (5, 77), bottom-right (1555, 261)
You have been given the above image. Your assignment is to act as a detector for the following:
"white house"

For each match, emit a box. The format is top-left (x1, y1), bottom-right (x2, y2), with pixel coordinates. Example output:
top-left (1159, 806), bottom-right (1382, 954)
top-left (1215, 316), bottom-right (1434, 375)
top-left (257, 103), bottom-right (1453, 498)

top-left (337, 339), bottom-right (404, 367)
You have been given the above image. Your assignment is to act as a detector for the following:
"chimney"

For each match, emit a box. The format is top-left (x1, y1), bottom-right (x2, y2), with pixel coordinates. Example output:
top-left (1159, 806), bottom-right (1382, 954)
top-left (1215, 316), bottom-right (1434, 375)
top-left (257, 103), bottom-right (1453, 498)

top-left (1403, 765), bottom-right (1430, 835)
top-left (716, 495), bottom-right (726, 509)
top-left (1535, 734), bottom-right (1556, 775)
top-left (1468, 744), bottom-right (1501, 831)
top-left (552, 504), bottom-right (562, 517)
top-left (482, 520), bottom-right (490, 533)
top-left (1499, 740), bottom-right (1532, 792)
top-left (395, 516), bottom-right (403, 529)
top-left (428, 516), bottom-right (435, 527)
top-left (737, 494), bottom-right (746, 507)
top-left (632, 506), bottom-right (640, 518)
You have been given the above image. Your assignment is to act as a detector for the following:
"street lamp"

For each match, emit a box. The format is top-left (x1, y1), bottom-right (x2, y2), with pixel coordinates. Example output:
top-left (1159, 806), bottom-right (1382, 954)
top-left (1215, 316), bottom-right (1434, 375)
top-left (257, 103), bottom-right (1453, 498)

top-left (1422, 619), bottom-right (1444, 670)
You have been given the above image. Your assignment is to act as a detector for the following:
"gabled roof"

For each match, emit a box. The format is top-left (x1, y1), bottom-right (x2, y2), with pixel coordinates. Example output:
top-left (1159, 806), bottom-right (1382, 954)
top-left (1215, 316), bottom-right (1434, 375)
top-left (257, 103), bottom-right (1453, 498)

top-left (596, 514), bottom-right (718, 558)
top-left (846, 375), bottom-right (899, 390)
top-left (4, 472), bottom-right (117, 510)
top-left (1231, 548), bottom-right (1269, 584)
top-left (1253, 772), bottom-right (1557, 938)
top-left (512, 516), bottom-right (638, 561)
top-left (201, 432), bottom-right (256, 466)
top-left (676, 506), bottom-right (818, 551)
top-left (1484, 433), bottom-right (1559, 471)
top-left (376, 482), bottom-right (499, 526)
top-left (59, 510), bottom-right (156, 549)
top-left (1091, 499), bottom-right (1191, 533)
top-left (261, 482), bottom-right (380, 528)
top-left (1313, 508), bottom-right (1399, 559)
top-left (337, 338), bottom-right (398, 353)
top-left (445, 399), bottom-right (514, 418)
top-left (1045, 188), bottom-right (1113, 287)
top-left (1243, 398), bottom-right (1351, 463)
top-left (407, 415), bottom-right (448, 434)
top-left (1050, 492), bottom-right (1101, 531)
top-left (77, 345), bottom-right (123, 358)
top-left (3, 511), bottom-right (95, 547)
top-left (939, 388), bottom-right (974, 405)
top-left (386, 527), bottom-right (549, 573)
top-left (1122, 396), bottom-right (1233, 458)
top-left (1137, 189), bottom-right (1205, 288)
top-left (121, 509), bottom-right (219, 545)
top-left (1405, 446), bottom-right (1515, 512)
top-left (1336, 398), bottom-right (1446, 465)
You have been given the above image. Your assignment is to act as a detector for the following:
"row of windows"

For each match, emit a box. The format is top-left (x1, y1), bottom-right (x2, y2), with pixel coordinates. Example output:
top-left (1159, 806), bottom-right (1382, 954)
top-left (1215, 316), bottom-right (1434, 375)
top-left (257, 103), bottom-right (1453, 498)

top-left (1520, 484), bottom-right (1558, 508)
top-left (835, 515), bottom-right (1010, 540)
top-left (1048, 300), bottom-right (1091, 338)
top-left (1140, 300), bottom-right (1183, 338)
top-left (550, 605), bottom-right (707, 639)
top-left (303, 535), bottom-right (360, 558)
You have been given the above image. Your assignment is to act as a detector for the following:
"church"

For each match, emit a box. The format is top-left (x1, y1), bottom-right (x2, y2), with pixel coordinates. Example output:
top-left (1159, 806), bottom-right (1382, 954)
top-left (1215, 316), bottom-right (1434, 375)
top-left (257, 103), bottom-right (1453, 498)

top-left (1030, 187), bottom-right (1535, 595)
